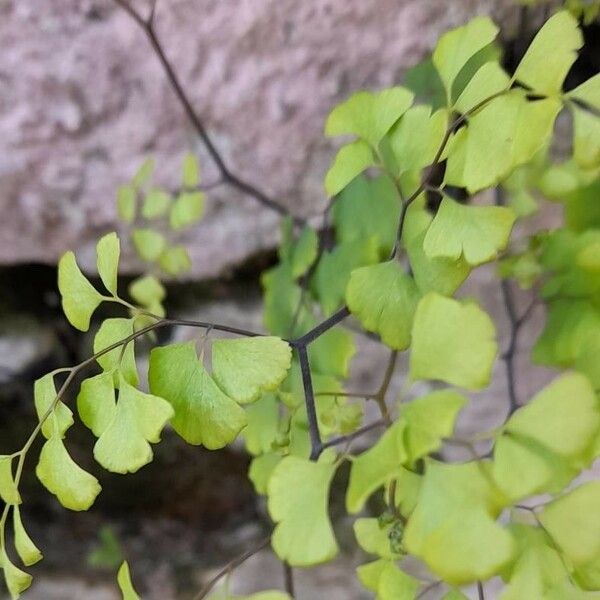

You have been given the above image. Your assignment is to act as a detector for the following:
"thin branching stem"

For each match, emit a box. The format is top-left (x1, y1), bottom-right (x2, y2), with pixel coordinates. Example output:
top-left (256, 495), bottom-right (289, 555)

top-left (112, 0), bottom-right (304, 225)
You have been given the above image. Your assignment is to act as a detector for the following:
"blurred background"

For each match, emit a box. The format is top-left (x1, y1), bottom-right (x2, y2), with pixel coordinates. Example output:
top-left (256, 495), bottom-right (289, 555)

top-left (1, 0), bottom-right (599, 598)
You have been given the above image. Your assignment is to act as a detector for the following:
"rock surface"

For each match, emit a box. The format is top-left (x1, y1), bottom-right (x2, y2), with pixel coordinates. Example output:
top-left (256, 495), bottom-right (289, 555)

top-left (0, 0), bottom-right (520, 278)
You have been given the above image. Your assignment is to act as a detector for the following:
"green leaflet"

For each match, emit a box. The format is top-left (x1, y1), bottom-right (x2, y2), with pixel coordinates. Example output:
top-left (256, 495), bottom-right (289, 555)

top-left (404, 460), bottom-right (514, 585)
top-left (324, 141), bottom-right (375, 197)
top-left (432, 16), bottom-right (499, 100)
top-left (58, 251), bottom-right (104, 332)
top-left (346, 420), bottom-right (407, 513)
top-left (346, 261), bottom-right (421, 350)
top-left (142, 188), bottom-right (171, 219)
top-left (261, 263), bottom-right (302, 338)
top-left (128, 274), bottom-right (165, 308)
top-left (94, 318), bottom-right (138, 387)
top-left (34, 373), bottom-right (74, 440)
top-left (77, 372), bottom-right (117, 437)
top-left (409, 293), bottom-right (497, 390)
top-left (389, 105), bottom-right (447, 175)
top-left (540, 482), bottom-right (600, 569)
top-left (248, 453), bottom-right (281, 495)
top-left (244, 394), bottom-right (279, 456)
top-left (513, 10), bottom-right (582, 95)
top-left (132, 228), bottom-right (166, 261)
top-left (406, 230), bottom-right (471, 296)
top-left (148, 342), bottom-right (247, 448)
top-left (332, 175), bottom-right (400, 257)
top-left (182, 152), bottom-right (200, 188)
top-left (132, 157), bottom-right (154, 188)
top-left (13, 506), bottom-right (42, 566)
top-left (117, 184), bottom-right (136, 223)
top-left (312, 238), bottom-right (379, 316)
top-left (308, 324), bottom-right (356, 379)
top-left (454, 60), bottom-right (510, 113)
top-left (402, 390), bottom-right (468, 464)
top-left (279, 220), bottom-right (319, 279)
top-left (117, 561), bottom-right (141, 600)
top-left (96, 232), bottom-right (120, 296)
top-left (325, 87), bottom-right (414, 147)
top-left (423, 197), bottom-right (515, 266)
top-left (572, 105), bottom-right (600, 169)
top-left (36, 434), bottom-right (101, 511)
top-left (357, 559), bottom-right (420, 599)
top-left (493, 373), bottom-right (599, 501)
top-left (568, 72), bottom-right (600, 111)
top-left (0, 456), bottom-right (21, 505)
top-left (93, 376), bottom-right (174, 474)
top-left (0, 548), bottom-right (32, 600)
top-left (450, 93), bottom-right (560, 192)
top-left (170, 191), bottom-right (205, 230)
top-left (212, 336), bottom-right (292, 404)
top-left (268, 455), bottom-right (338, 566)
top-left (158, 245), bottom-right (192, 275)
top-left (354, 518), bottom-right (402, 560)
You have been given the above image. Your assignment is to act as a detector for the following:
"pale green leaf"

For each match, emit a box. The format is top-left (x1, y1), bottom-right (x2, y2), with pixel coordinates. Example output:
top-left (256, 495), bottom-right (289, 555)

top-left (402, 390), bottom-right (468, 463)
top-left (13, 506), bottom-right (42, 566)
top-left (170, 191), bottom-right (205, 230)
top-left (77, 372), bottom-right (117, 439)
top-left (244, 394), bottom-right (279, 456)
top-left (389, 105), bottom-right (447, 175)
top-left (346, 420), bottom-right (407, 513)
top-left (148, 342), bottom-right (247, 448)
top-left (423, 197), bottom-right (515, 266)
top-left (96, 232), bottom-right (120, 296)
top-left (94, 318), bottom-right (138, 387)
top-left (248, 453), bottom-right (281, 495)
top-left (34, 373), bottom-right (74, 440)
top-left (128, 275), bottom-right (165, 308)
top-left (354, 518), bottom-right (401, 560)
top-left (0, 456), bottom-right (21, 505)
top-left (568, 73), bottom-right (600, 111)
top-left (268, 455), bottom-right (338, 566)
top-left (504, 373), bottom-right (598, 458)
top-left (58, 251), bottom-right (104, 332)
top-left (142, 188), bottom-right (171, 219)
top-left (406, 230), bottom-right (470, 296)
top-left (325, 141), bottom-right (375, 197)
top-left (158, 245), bottom-right (192, 275)
top-left (94, 376), bottom-right (173, 474)
top-left (404, 460), bottom-right (514, 584)
top-left (313, 238), bottom-right (379, 316)
top-left (36, 434), bottom-right (101, 511)
top-left (212, 336), bottom-right (292, 404)
top-left (357, 559), bottom-right (420, 600)
top-left (410, 293), bottom-right (497, 390)
top-left (1, 548), bottom-right (32, 600)
top-left (432, 17), bottom-right (499, 98)
top-left (132, 157), bottom-right (154, 188)
top-left (346, 261), bottom-right (421, 350)
top-left (279, 221), bottom-right (319, 279)
top-left (116, 185), bottom-right (136, 223)
top-left (182, 152), bottom-right (199, 188)
top-left (332, 174), bottom-right (400, 257)
top-left (513, 10), bottom-right (582, 94)
top-left (572, 106), bottom-right (600, 169)
top-left (325, 87), bottom-right (414, 146)
top-left (132, 228), bottom-right (167, 262)
top-left (117, 561), bottom-right (141, 600)
top-left (357, 559), bottom-right (388, 592)
top-left (540, 482), bottom-right (600, 567)
top-left (455, 60), bottom-right (510, 113)
top-left (308, 325), bottom-right (356, 379)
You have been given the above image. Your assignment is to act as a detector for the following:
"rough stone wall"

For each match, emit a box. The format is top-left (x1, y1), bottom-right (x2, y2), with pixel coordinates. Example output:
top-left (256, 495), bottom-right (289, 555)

top-left (0, 0), bottom-right (519, 278)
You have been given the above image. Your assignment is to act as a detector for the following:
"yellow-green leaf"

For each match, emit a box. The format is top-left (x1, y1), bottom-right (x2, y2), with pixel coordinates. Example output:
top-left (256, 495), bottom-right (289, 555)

top-left (1, 548), bottom-right (32, 600)
top-left (0, 456), bottom-right (21, 505)
top-left (268, 455), bottom-right (338, 566)
top-left (117, 561), bottom-right (141, 600)
top-left (410, 293), bottom-right (497, 390)
top-left (13, 506), bottom-right (42, 566)
top-left (58, 252), bottom-right (104, 332)
top-left (36, 434), bottom-right (101, 511)
top-left (513, 10), bottom-right (582, 94)
top-left (325, 141), bottom-right (374, 197)
top-left (94, 318), bottom-right (138, 387)
top-left (96, 232), bottom-right (120, 296)
top-left (34, 373), bottom-right (74, 440)
top-left (132, 228), bottom-right (166, 262)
